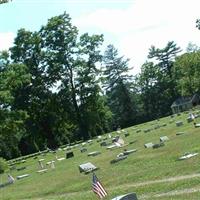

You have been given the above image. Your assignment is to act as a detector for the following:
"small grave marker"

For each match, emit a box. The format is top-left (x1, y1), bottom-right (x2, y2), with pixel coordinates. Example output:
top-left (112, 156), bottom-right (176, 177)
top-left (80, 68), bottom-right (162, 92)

top-left (66, 151), bottom-right (74, 159)
top-left (88, 151), bottom-right (101, 157)
top-left (160, 136), bottom-right (169, 142)
top-left (79, 162), bottom-right (98, 174)
top-left (144, 142), bottom-right (154, 148)
top-left (176, 121), bottom-right (183, 127)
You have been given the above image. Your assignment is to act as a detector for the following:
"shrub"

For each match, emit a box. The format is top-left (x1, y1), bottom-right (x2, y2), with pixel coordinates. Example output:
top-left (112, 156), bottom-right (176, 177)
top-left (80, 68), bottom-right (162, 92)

top-left (0, 157), bottom-right (8, 174)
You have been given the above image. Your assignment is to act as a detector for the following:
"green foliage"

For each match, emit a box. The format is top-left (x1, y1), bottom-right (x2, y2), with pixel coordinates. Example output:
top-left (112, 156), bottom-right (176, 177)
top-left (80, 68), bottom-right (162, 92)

top-left (0, 157), bottom-right (8, 174)
top-left (103, 45), bottom-right (137, 128)
top-left (173, 51), bottom-right (200, 96)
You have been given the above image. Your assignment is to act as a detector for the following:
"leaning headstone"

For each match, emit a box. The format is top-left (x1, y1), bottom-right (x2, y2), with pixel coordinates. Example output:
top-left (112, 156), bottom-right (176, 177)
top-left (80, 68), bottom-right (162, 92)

top-left (111, 193), bottom-right (138, 200)
top-left (160, 136), bottom-right (169, 142)
top-left (79, 162), bottom-right (98, 174)
top-left (110, 155), bottom-right (127, 164)
top-left (88, 151), bottom-right (101, 157)
top-left (16, 174), bottom-right (30, 180)
top-left (144, 142), bottom-right (154, 148)
top-left (66, 151), bottom-right (74, 159)
top-left (176, 121), bottom-right (183, 127)
top-left (7, 174), bottom-right (15, 184)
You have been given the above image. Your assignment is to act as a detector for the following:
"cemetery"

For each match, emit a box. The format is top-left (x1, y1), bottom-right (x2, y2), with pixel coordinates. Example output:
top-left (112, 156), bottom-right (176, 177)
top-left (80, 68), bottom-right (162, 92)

top-left (1, 109), bottom-right (200, 199)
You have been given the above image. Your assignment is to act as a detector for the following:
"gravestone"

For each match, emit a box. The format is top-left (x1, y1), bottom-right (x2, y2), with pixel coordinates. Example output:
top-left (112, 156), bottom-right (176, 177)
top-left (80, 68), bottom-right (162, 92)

top-left (87, 140), bottom-right (93, 143)
top-left (88, 151), bottom-right (101, 157)
top-left (194, 123), bottom-right (200, 128)
top-left (144, 142), bottom-right (154, 148)
top-left (187, 117), bottom-right (193, 123)
top-left (56, 155), bottom-right (65, 161)
top-left (161, 123), bottom-right (167, 127)
top-left (123, 149), bottom-right (137, 155)
top-left (176, 132), bottom-right (185, 136)
top-left (136, 129), bottom-right (141, 133)
top-left (176, 121), bottom-right (183, 127)
top-left (37, 169), bottom-right (48, 173)
top-left (152, 143), bottom-right (165, 149)
top-left (178, 152), bottom-right (198, 160)
top-left (144, 129), bottom-right (150, 133)
top-left (17, 166), bottom-right (26, 171)
top-left (8, 174), bottom-right (15, 184)
top-left (107, 144), bottom-right (117, 150)
top-left (16, 174), bottom-right (30, 180)
top-left (38, 160), bottom-right (44, 169)
top-left (100, 141), bottom-right (107, 147)
top-left (112, 193), bottom-right (138, 200)
top-left (80, 148), bottom-right (87, 153)
top-left (79, 162), bottom-right (98, 174)
top-left (112, 136), bottom-right (120, 143)
top-left (110, 155), bottom-right (127, 164)
top-left (160, 136), bottom-right (169, 142)
top-left (66, 151), bottom-right (74, 159)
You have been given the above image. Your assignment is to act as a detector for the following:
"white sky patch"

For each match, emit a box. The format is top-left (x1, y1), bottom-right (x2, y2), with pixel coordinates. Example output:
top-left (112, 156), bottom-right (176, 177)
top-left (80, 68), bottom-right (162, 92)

top-left (0, 32), bottom-right (15, 51)
top-left (74, 0), bottom-right (200, 74)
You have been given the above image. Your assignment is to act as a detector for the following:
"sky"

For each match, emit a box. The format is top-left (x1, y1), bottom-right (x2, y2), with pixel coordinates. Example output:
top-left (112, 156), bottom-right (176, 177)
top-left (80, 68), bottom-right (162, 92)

top-left (1, 0), bottom-right (200, 74)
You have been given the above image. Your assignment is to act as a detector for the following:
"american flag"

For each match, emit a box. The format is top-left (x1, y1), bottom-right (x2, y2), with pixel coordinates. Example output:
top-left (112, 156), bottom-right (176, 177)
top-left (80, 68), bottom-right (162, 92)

top-left (92, 173), bottom-right (108, 199)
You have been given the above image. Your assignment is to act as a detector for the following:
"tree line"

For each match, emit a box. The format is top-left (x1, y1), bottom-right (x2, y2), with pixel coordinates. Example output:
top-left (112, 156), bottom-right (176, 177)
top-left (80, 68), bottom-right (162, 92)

top-left (1, 12), bottom-right (200, 159)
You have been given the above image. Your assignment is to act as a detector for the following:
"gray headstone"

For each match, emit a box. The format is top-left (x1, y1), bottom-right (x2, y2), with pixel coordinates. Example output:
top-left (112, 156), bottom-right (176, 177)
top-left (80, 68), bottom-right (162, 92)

top-left (79, 162), bottom-right (98, 174)
top-left (16, 174), bottom-right (30, 180)
top-left (110, 155), bottom-right (127, 164)
top-left (17, 166), bottom-right (26, 171)
top-left (160, 136), bottom-right (169, 142)
top-left (176, 132), bottom-right (185, 136)
top-left (123, 149), bottom-right (137, 155)
top-left (112, 193), bottom-right (138, 200)
top-left (100, 141), bottom-right (107, 146)
top-left (88, 151), bottom-right (101, 157)
top-left (80, 148), bottom-right (87, 153)
top-left (144, 142), bottom-right (154, 148)
top-left (187, 117), bottom-right (193, 123)
top-left (176, 121), bottom-right (183, 127)
top-left (144, 129), bottom-right (151, 133)
top-left (152, 143), bottom-right (165, 149)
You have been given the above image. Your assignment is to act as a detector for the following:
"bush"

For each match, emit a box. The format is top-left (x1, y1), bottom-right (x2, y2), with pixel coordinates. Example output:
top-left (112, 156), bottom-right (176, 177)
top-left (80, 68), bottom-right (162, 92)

top-left (0, 157), bottom-right (8, 174)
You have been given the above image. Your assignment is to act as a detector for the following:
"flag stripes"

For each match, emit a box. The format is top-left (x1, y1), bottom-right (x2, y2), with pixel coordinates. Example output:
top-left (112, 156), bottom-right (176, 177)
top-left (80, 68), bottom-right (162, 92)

top-left (92, 173), bottom-right (107, 199)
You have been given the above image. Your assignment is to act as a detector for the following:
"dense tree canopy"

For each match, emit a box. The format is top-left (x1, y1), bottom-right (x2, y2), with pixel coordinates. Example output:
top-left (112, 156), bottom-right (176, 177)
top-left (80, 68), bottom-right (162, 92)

top-left (1, 13), bottom-right (200, 159)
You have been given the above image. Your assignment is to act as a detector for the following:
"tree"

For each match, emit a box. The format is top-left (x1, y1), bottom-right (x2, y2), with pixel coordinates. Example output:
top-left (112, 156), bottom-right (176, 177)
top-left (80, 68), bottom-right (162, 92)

top-left (103, 44), bottom-right (137, 128)
top-left (147, 41), bottom-right (181, 116)
top-left (0, 53), bottom-right (30, 158)
top-left (173, 52), bottom-right (200, 96)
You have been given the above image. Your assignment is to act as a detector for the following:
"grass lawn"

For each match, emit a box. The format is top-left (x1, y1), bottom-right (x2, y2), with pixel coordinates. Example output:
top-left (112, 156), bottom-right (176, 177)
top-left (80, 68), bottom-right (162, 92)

top-left (1, 110), bottom-right (200, 199)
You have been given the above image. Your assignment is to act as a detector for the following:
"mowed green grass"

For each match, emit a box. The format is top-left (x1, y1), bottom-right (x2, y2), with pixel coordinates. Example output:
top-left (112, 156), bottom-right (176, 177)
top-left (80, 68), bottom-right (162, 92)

top-left (1, 110), bottom-right (200, 200)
